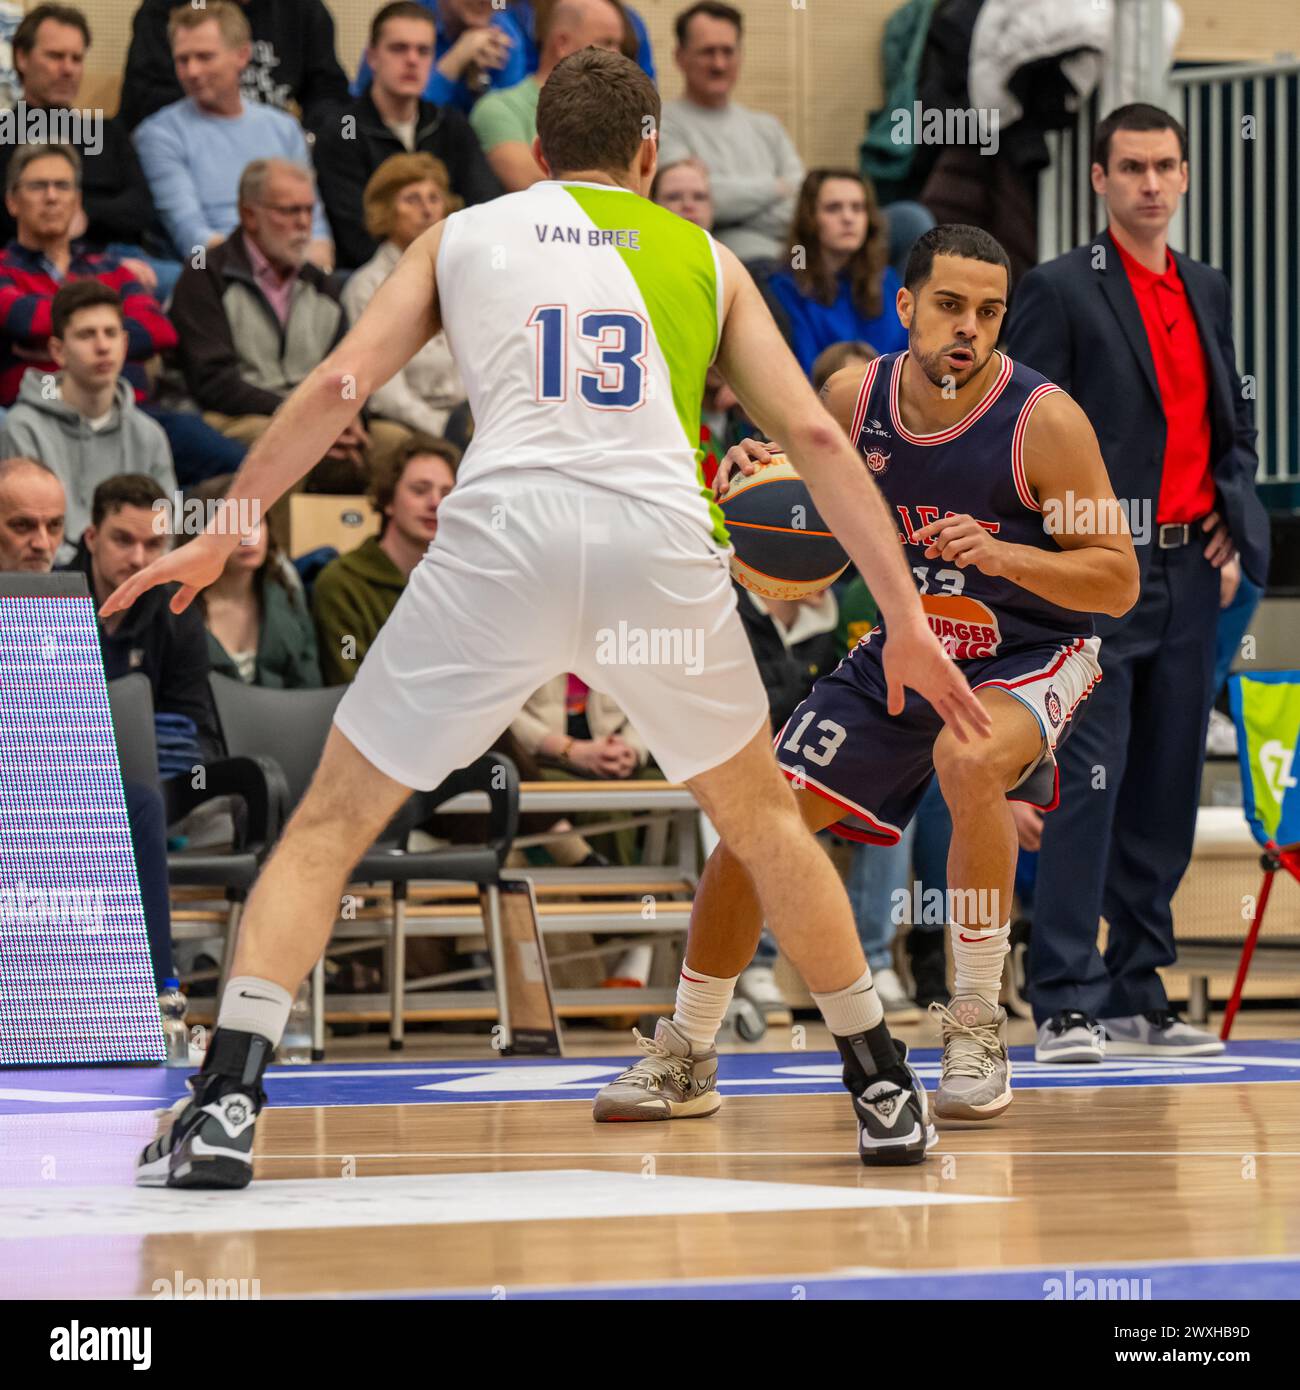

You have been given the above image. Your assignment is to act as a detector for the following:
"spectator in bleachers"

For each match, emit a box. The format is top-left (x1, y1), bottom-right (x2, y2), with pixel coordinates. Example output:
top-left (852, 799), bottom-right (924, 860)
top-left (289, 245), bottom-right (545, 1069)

top-left (0, 454), bottom-right (176, 989)
top-left (512, 0), bottom-right (655, 82)
top-left (767, 170), bottom-right (908, 378)
top-left (0, 6), bottom-right (169, 297)
top-left (649, 158), bottom-right (753, 483)
top-left (810, 338), bottom-right (874, 394)
top-left (512, 676), bottom-right (650, 779)
top-left (133, 2), bottom-right (333, 270)
top-left (0, 2), bottom-right (20, 109)
top-left (185, 472), bottom-right (322, 689)
top-left (315, 3), bottom-right (500, 273)
top-left (312, 433), bottom-right (458, 684)
top-left (169, 157), bottom-right (410, 496)
top-left (659, 2), bottom-right (802, 264)
top-left (0, 451), bottom-right (63, 570)
top-left (0, 141), bottom-right (245, 484)
top-left (650, 156), bottom-right (712, 229)
top-left (353, 0), bottom-right (529, 116)
top-left (118, 0), bottom-right (349, 137)
top-left (0, 281), bottom-right (175, 563)
top-left (71, 472), bottom-right (223, 763)
top-left (341, 154), bottom-right (466, 439)
top-left (469, 0), bottom-right (624, 193)
top-left (0, 144), bottom-right (177, 407)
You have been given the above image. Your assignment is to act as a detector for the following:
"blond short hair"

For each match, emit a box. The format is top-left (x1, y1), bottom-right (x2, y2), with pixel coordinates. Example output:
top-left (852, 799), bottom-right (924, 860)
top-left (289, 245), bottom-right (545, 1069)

top-left (168, 0), bottom-right (251, 50)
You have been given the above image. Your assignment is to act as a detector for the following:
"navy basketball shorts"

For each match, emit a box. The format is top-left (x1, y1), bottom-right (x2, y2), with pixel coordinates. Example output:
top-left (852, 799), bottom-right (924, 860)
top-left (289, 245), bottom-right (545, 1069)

top-left (773, 631), bottom-right (1102, 844)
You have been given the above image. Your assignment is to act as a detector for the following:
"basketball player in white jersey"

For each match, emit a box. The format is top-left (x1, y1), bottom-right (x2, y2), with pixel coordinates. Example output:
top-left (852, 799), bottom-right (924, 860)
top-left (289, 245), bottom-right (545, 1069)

top-left (107, 50), bottom-right (991, 1188)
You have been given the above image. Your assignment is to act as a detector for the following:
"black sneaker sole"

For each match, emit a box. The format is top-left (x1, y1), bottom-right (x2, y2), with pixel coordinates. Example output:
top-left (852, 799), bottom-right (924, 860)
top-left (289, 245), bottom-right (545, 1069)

top-left (858, 1121), bottom-right (937, 1167)
top-left (859, 1127), bottom-right (937, 1167)
top-left (166, 1155), bottom-right (254, 1190)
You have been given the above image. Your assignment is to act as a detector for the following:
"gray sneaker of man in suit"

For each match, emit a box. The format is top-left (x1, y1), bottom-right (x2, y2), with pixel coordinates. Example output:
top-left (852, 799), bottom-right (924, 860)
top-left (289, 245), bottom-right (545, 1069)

top-left (1101, 1010), bottom-right (1225, 1057)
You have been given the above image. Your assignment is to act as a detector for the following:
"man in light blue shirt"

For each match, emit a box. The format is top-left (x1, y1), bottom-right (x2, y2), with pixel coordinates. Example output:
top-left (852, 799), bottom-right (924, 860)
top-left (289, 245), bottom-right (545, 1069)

top-left (352, 0), bottom-right (528, 115)
top-left (133, 0), bottom-right (332, 267)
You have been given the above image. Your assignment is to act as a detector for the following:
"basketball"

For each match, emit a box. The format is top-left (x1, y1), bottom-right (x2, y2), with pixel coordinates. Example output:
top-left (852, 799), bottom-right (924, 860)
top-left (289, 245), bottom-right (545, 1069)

top-left (719, 453), bottom-right (849, 600)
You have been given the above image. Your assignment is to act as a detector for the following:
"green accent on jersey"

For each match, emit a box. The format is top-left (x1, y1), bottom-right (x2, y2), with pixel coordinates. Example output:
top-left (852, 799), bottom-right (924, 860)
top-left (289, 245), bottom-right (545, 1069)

top-left (563, 183), bottom-right (729, 547)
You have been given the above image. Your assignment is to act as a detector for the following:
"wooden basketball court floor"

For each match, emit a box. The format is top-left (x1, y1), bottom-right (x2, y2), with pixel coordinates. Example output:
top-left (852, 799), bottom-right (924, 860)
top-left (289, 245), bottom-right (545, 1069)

top-left (4, 1014), bottom-right (1299, 1301)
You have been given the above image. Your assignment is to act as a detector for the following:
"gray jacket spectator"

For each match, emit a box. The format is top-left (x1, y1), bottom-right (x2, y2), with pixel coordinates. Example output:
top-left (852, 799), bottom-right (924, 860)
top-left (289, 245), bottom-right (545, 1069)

top-left (0, 280), bottom-right (175, 561)
top-left (659, 3), bottom-right (803, 263)
top-left (3, 372), bottom-right (174, 561)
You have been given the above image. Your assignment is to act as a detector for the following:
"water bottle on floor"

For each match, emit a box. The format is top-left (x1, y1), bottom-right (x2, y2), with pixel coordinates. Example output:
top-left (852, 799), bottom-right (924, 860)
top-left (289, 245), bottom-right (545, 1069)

top-left (159, 978), bottom-right (189, 1067)
top-left (278, 979), bottom-right (312, 1064)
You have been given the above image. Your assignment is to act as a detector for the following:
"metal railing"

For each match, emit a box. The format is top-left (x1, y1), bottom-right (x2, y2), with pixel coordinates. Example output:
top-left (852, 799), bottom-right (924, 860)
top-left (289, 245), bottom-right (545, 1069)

top-left (1037, 53), bottom-right (1300, 487)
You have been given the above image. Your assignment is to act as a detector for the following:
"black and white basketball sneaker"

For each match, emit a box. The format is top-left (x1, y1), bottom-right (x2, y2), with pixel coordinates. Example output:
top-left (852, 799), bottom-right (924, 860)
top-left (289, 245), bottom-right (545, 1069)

top-left (137, 1031), bottom-right (271, 1189)
top-left (844, 1038), bottom-right (937, 1167)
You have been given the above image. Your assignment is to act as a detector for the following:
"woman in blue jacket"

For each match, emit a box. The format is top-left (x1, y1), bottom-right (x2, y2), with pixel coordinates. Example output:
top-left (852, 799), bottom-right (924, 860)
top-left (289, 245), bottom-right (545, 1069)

top-left (767, 169), bottom-right (909, 378)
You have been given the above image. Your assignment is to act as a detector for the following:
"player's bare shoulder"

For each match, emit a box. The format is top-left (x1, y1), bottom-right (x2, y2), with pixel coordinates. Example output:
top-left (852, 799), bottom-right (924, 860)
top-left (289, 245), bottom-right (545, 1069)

top-left (1020, 384), bottom-right (1099, 466)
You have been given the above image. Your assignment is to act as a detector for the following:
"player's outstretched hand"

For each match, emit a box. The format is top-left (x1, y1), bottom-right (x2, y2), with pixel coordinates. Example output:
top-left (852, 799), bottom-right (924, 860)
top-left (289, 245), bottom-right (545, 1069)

top-left (713, 436), bottom-right (779, 499)
top-left (99, 531), bottom-right (237, 620)
top-left (881, 617), bottom-right (993, 744)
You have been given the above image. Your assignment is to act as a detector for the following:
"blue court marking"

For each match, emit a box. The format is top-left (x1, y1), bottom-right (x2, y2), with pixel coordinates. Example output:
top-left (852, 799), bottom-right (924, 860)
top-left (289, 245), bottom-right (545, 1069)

top-left (417, 1256), bottom-right (1300, 1301)
top-left (3, 1040), bottom-right (1300, 1115)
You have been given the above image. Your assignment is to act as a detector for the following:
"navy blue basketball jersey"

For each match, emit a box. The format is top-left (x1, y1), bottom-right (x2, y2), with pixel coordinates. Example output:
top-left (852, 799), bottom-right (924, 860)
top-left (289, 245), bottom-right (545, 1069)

top-left (850, 349), bottom-right (1094, 658)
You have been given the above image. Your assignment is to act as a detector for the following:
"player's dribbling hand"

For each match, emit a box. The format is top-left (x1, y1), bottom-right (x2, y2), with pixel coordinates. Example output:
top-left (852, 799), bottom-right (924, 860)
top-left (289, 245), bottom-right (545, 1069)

top-left (99, 531), bottom-right (237, 619)
top-left (713, 437), bottom-right (779, 499)
top-left (880, 616), bottom-right (993, 744)
top-left (912, 514), bottom-right (1006, 575)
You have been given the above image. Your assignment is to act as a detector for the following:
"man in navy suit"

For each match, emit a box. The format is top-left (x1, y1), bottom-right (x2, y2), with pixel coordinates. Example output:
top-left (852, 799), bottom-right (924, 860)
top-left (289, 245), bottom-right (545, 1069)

top-left (1003, 103), bottom-right (1269, 1062)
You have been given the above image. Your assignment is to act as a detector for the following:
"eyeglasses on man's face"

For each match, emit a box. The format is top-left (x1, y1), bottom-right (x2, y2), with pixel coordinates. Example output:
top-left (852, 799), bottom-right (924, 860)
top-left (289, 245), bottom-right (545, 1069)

top-left (18, 179), bottom-right (76, 196)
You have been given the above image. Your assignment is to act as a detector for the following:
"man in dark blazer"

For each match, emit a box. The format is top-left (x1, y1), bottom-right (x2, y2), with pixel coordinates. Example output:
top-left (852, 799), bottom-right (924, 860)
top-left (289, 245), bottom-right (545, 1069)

top-left (1003, 103), bottom-right (1269, 1063)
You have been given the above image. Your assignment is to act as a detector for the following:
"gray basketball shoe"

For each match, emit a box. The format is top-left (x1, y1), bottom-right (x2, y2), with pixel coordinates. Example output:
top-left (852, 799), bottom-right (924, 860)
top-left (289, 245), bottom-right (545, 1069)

top-left (592, 1018), bottom-right (721, 1121)
top-left (931, 995), bottom-right (1013, 1120)
top-left (1101, 1010), bottom-right (1225, 1057)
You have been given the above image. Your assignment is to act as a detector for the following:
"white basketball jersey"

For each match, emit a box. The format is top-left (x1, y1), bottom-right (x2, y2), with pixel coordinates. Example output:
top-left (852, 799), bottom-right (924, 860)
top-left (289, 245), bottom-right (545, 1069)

top-left (434, 179), bottom-right (729, 544)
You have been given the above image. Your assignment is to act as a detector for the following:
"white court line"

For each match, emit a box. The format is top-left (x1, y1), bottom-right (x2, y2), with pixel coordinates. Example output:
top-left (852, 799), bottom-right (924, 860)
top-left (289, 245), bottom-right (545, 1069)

top-left (253, 1148), bottom-right (1300, 1160)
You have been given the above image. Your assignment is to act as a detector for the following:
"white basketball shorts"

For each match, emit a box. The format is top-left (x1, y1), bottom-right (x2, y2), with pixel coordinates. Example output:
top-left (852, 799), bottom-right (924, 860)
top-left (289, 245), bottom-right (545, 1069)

top-left (333, 470), bottom-right (770, 789)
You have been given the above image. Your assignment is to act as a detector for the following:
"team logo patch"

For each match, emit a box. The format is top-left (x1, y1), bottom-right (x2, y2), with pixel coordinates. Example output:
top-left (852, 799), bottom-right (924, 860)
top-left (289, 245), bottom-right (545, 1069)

top-left (919, 593), bottom-right (1002, 660)
top-left (865, 449), bottom-right (890, 475)
top-left (1045, 686), bottom-right (1063, 729)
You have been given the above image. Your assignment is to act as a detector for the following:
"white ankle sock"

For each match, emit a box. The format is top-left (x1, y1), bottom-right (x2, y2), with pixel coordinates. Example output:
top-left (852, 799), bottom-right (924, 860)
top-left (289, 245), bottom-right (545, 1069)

top-left (950, 920), bottom-right (1010, 1009)
top-left (218, 976), bottom-right (293, 1046)
top-left (673, 966), bottom-right (737, 1051)
top-left (811, 968), bottom-right (884, 1036)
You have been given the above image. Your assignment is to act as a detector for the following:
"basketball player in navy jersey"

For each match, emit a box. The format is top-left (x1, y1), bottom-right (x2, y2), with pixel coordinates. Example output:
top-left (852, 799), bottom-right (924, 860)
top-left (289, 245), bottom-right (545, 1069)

top-left (595, 224), bottom-right (1140, 1125)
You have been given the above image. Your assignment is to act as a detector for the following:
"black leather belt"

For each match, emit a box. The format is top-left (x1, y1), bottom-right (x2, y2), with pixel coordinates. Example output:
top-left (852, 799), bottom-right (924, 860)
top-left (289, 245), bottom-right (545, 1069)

top-left (1157, 521), bottom-right (1198, 548)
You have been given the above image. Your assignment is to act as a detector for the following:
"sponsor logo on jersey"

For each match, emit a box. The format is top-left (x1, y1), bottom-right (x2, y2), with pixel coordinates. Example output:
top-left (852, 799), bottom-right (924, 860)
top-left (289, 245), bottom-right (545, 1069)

top-left (865, 449), bottom-right (891, 475)
top-left (919, 592), bottom-right (1002, 660)
top-left (862, 416), bottom-right (892, 438)
top-left (1045, 686), bottom-right (1063, 728)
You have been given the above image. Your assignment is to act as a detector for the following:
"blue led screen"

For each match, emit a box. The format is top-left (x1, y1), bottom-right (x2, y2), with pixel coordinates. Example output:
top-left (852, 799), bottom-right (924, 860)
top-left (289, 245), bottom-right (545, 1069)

top-left (0, 577), bottom-right (163, 1064)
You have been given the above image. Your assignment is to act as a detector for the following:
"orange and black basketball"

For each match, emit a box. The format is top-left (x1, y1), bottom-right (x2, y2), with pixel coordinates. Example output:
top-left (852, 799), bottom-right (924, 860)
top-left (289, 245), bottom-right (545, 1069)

top-left (719, 453), bottom-right (849, 600)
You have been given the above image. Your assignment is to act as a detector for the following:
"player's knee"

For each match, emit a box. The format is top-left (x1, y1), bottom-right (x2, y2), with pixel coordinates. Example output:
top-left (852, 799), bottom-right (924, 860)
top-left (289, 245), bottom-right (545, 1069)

top-left (717, 794), bottom-right (808, 871)
top-left (933, 729), bottom-right (1012, 801)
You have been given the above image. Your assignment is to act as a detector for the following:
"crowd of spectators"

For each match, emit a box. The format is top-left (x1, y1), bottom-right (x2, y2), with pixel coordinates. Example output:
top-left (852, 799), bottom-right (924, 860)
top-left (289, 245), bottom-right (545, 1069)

top-left (0, 0), bottom-right (1083, 1015)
